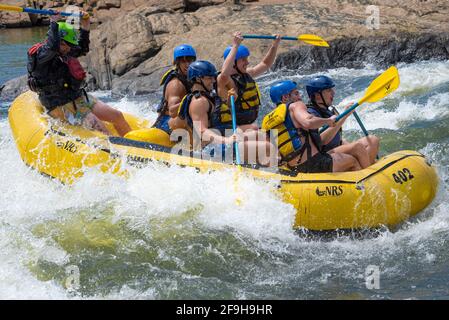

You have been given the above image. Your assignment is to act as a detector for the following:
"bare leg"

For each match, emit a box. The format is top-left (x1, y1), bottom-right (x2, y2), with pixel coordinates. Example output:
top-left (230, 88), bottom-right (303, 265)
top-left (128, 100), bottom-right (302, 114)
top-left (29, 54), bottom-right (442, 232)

top-left (49, 105), bottom-right (111, 135)
top-left (92, 99), bottom-right (131, 137)
top-left (357, 135), bottom-right (380, 164)
top-left (82, 112), bottom-right (110, 135)
top-left (331, 152), bottom-right (361, 172)
top-left (330, 141), bottom-right (371, 169)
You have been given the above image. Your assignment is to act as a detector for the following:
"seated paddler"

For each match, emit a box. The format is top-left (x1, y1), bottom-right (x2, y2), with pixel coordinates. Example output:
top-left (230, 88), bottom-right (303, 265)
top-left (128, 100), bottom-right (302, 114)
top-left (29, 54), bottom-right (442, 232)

top-left (262, 80), bottom-right (362, 173)
top-left (175, 60), bottom-right (240, 161)
top-left (305, 75), bottom-right (380, 169)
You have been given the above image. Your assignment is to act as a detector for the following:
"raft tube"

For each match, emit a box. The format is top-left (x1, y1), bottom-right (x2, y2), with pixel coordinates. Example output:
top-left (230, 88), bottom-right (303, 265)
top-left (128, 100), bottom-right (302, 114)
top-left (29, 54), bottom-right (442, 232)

top-left (8, 92), bottom-right (439, 231)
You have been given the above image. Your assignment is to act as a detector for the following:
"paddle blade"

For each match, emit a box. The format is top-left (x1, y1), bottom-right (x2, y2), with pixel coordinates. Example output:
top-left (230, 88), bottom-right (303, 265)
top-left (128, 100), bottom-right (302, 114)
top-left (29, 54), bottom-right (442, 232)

top-left (0, 4), bottom-right (24, 13)
top-left (298, 34), bottom-right (330, 47)
top-left (360, 66), bottom-right (400, 104)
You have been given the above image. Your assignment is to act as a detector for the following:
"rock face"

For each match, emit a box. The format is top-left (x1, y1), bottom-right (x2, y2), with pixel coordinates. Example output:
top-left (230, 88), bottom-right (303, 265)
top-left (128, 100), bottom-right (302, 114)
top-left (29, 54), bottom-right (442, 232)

top-left (0, 75), bottom-right (28, 101)
top-left (85, 13), bottom-right (160, 90)
top-left (275, 33), bottom-right (449, 71)
top-left (81, 0), bottom-right (449, 95)
top-left (0, 0), bottom-right (32, 27)
top-left (2, 0), bottom-right (448, 98)
top-left (0, 0), bottom-right (236, 27)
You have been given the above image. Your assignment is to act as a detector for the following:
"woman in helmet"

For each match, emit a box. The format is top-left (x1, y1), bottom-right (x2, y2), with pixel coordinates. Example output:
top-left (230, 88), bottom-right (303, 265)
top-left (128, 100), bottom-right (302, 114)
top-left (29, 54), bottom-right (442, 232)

top-left (154, 44), bottom-right (197, 134)
top-left (27, 13), bottom-right (131, 136)
top-left (262, 80), bottom-right (361, 173)
top-left (305, 76), bottom-right (380, 168)
top-left (213, 32), bottom-right (281, 133)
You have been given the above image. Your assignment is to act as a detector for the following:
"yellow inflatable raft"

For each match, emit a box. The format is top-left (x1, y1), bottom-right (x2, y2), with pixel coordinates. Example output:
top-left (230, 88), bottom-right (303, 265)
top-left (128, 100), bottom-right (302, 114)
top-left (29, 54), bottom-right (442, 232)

top-left (8, 91), bottom-right (439, 231)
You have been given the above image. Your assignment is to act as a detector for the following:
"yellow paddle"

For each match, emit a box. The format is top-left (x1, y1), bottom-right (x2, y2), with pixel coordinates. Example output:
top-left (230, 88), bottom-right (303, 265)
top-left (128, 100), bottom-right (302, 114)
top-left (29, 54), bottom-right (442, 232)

top-left (242, 34), bottom-right (330, 47)
top-left (320, 66), bottom-right (400, 133)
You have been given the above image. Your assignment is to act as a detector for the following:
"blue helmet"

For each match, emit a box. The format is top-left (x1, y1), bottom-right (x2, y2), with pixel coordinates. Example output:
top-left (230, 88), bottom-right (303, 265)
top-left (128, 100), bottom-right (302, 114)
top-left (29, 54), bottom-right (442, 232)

top-left (174, 44), bottom-right (197, 61)
top-left (270, 80), bottom-right (298, 104)
top-left (305, 75), bottom-right (335, 98)
top-left (223, 45), bottom-right (250, 61)
top-left (187, 60), bottom-right (218, 81)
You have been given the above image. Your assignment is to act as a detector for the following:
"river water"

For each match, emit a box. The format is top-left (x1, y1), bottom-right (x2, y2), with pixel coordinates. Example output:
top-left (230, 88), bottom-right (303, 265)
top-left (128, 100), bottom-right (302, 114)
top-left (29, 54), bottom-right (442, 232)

top-left (0, 27), bottom-right (448, 299)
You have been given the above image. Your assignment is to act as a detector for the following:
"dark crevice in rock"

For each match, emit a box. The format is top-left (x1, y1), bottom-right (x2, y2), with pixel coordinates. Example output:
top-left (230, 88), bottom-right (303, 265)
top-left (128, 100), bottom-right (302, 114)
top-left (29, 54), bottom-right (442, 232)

top-left (274, 32), bottom-right (449, 73)
top-left (183, 0), bottom-right (227, 13)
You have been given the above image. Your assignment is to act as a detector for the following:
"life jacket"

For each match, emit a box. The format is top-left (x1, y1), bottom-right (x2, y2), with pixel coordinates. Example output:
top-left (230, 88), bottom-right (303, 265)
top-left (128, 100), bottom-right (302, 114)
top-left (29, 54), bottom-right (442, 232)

top-left (27, 42), bottom-right (86, 93)
top-left (157, 68), bottom-right (191, 114)
top-left (211, 72), bottom-right (261, 127)
top-left (66, 56), bottom-right (86, 81)
top-left (262, 103), bottom-right (309, 162)
top-left (177, 90), bottom-right (214, 131)
top-left (307, 102), bottom-right (342, 151)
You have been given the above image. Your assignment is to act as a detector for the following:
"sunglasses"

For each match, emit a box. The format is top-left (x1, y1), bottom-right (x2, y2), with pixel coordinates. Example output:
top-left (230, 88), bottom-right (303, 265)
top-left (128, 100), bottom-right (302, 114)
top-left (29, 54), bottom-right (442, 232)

top-left (178, 56), bottom-right (196, 63)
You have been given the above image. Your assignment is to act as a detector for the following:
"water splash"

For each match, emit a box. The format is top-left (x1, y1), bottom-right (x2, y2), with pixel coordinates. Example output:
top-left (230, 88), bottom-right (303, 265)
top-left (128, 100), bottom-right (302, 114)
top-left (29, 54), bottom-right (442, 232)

top-left (0, 60), bottom-right (448, 299)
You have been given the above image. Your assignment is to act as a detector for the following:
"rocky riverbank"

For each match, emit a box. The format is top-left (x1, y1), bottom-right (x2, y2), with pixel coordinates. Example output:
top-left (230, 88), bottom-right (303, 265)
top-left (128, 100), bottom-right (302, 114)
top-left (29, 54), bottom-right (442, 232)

top-left (1, 0), bottom-right (448, 100)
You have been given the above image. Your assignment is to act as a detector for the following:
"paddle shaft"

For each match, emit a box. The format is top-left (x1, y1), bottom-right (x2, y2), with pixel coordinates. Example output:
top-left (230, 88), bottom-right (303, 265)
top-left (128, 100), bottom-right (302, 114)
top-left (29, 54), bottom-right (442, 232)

top-left (0, 4), bottom-right (83, 17)
top-left (352, 111), bottom-right (369, 137)
top-left (353, 111), bottom-right (379, 159)
top-left (320, 102), bottom-right (359, 133)
top-left (243, 35), bottom-right (297, 41)
top-left (230, 96), bottom-right (241, 165)
top-left (24, 7), bottom-right (82, 17)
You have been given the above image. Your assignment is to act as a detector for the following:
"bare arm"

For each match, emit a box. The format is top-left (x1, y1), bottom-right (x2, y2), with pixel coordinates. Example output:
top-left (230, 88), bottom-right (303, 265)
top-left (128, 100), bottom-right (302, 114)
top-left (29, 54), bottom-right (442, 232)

top-left (190, 97), bottom-right (234, 144)
top-left (221, 32), bottom-right (243, 78)
top-left (320, 104), bottom-right (353, 144)
top-left (166, 79), bottom-right (187, 118)
top-left (218, 32), bottom-right (244, 99)
top-left (291, 101), bottom-right (336, 130)
top-left (247, 35), bottom-right (281, 78)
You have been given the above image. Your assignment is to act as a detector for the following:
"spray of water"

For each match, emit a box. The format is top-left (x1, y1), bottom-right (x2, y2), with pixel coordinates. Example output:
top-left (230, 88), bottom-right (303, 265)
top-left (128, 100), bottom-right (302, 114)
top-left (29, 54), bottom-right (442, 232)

top-left (0, 60), bottom-right (448, 299)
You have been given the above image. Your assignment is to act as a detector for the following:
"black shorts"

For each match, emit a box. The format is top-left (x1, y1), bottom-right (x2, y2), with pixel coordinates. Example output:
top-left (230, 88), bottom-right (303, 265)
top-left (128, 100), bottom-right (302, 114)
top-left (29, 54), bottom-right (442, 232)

top-left (289, 152), bottom-right (333, 174)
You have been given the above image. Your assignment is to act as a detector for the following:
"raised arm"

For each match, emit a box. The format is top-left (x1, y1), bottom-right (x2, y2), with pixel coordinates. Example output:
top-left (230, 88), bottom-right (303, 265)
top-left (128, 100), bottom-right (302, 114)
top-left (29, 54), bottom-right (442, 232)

top-left (43, 14), bottom-right (62, 52)
top-left (247, 35), bottom-right (281, 78)
top-left (71, 12), bottom-right (90, 57)
top-left (221, 32), bottom-right (244, 78)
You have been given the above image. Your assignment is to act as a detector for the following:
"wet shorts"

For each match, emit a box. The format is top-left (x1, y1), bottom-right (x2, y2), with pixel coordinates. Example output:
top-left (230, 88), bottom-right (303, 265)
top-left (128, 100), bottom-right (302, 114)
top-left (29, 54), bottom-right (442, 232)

top-left (152, 114), bottom-right (171, 135)
top-left (288, 152), bottom-right (333, 174)
top-left (49, 93), bottom-right (97, 126)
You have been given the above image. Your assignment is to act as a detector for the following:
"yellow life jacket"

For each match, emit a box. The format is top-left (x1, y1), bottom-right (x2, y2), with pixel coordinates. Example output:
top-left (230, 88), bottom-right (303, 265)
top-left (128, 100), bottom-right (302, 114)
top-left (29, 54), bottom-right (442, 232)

top-left (211, 73), bottom-right (261, 127)
top-left (262, 103), bottom-right (308, 162)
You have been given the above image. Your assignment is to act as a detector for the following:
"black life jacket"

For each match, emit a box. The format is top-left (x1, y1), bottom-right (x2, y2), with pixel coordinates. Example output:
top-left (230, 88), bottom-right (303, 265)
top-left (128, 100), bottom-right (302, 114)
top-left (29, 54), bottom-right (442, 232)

top-left (157, 68), bottom-right (191, 114)
top-left (211, 72), bottom-right (261, 127)
top-left (307, 102), bottom-right (342, 151)
top-left (27, 42), bottom-right (86, 94)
